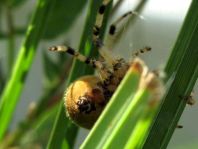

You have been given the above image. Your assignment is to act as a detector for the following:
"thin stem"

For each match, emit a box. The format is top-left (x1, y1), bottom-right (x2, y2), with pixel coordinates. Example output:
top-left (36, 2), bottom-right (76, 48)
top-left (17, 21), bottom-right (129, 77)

top-left (5, 4), bottom-right (15, 74)
top-left (0, 27), bottom-right (26, 39)
top-left (143, 0), bottom-right (198, 148)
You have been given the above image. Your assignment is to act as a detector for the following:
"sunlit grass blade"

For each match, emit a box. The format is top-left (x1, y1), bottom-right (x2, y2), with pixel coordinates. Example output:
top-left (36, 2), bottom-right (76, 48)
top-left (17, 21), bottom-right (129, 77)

top-left (101, 89), bottom-right (150, 149)
top-left (124, 98), bottom-right (160, 149)
top-left (81, 58), bottom-right (163, 149)
top-left (0, 0), bottom-right (56, 140)
top-left (81, 59), bottom-right (142, 149)
top-left (46, 0), bottom-right (112, 148)
top-left (143, 0), bottom-right (198, 148)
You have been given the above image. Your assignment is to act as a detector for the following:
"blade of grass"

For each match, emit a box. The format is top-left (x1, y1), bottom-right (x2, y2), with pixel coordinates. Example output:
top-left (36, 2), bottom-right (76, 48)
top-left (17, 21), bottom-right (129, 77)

top-left (164, 0), bottom-right (198, 79)
top-left (46, 1), bottom-right (112, 148)
top-left (0, 0), bottom-right (56, 140)
top-left (0, 62), bottom-right (5, 94)
top-left (0, 103), bottom-right (60, 148)
top-left (124, 98), bottom-right (160, 149)
top-left (0, 56), bottom-right (70, 147)
top-left (102, 89), bottom-right (151, 149)
top-left (81, 59), bottom-right (164, 149)
top-left (33, 104), bottom-right (60, 147)
top-left (81, 59), bottom-right (143, 149)
top-left (143, 0), bottom-right (198, 148)
top-left (5, 2), bottom-right (15, 74)
top-left (165, 1), bottom-right (198, 80)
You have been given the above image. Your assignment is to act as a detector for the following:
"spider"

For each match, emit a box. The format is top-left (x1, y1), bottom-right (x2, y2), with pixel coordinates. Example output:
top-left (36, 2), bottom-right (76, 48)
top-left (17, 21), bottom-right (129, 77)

top-left (49, 0), bottom-right (151, 129)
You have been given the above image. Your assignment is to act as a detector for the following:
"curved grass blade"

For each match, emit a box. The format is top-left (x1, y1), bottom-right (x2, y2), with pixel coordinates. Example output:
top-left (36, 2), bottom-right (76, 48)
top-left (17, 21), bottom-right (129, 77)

top-left (81, 59), bottom-right (147, 149)
top-left (164, 0), bottom-right (198, 80)
top-left (124, 98), bottom-right (160, 149)
top-left (0, 0), bottom-right (57, 141)
top-left (101, 89), bottom-right (150, 149)
top-left (143, 0), bottom-right (198, 148)
top-left (102, 68), bottom-right (163, 149)
top-left (81, 58), bottom-right (164, 149)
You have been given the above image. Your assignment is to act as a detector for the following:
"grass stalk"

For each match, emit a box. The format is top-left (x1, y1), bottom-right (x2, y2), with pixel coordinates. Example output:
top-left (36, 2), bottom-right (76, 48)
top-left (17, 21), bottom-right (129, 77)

top-left (124, 99), bottom-right (159, 148)
top-left (101, 89), bottom-right (150, 149)
top-left (5, 4), bottom-right (15, 74)
top-left (0, 0), bottom-right (57, 141)
top-left (143, 0), bottom-right (198, 148)
top-left (81, 60), bottom-right (142, 149)
top-left (81, 58), bottom-right (163, 149)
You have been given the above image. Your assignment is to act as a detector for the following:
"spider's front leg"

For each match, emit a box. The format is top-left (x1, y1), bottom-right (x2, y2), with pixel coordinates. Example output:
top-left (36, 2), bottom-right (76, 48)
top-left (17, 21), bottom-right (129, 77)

top-left (49, 45), bottom-right (113, 81)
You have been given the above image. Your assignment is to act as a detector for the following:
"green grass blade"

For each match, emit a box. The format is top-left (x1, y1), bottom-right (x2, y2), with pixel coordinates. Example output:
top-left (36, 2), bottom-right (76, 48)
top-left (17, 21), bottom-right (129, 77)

top-left (47, 104), bottom-right (71, 149)
top-left (124, 99), bottom-right (159, 149)
top-left (143, 0), bottom-right (198, 148)
top-left (46, 0), bottom-right (112, 148)
top-left (164, 0), bottom-right (198, 79)
top-left (81, 60), bottom-right (143, 149)
top-left (0, 0), bottom-right (56, 140)
top-left (102, 89), bottom-right (150, 149)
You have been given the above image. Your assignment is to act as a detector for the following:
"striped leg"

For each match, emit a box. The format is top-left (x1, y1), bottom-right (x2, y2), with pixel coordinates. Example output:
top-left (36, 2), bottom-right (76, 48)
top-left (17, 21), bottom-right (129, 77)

top-left (49, 45), bottom-right (100, 68)
top-left (93, 0), bottom-right (111, 40)
top-left (49, 45), bottom-right (112, 80)
top-left (92, 0), bottom-right (117, 67)
top-left (108, 11), bottom-right (137, 36)
top-left (132, 47), bottom-right (151, 57)
top-left (105, 11), bottom-right (140, 49)
top-left (93, 7), bottom-right (140, 65)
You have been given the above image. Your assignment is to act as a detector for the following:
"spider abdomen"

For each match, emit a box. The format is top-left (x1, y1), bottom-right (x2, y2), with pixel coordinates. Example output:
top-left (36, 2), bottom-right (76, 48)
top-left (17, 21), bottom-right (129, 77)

top-left (65, 75), bottom-right (107, 129)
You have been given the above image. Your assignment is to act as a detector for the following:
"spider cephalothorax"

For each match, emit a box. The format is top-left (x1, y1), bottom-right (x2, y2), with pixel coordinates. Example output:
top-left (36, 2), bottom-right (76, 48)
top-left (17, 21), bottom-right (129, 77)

top-left (49, 0), bottom-right (151, 129)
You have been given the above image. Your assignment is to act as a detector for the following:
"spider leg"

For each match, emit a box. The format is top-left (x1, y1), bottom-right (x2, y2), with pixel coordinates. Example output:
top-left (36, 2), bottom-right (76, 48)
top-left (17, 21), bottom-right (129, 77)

top-left (49, 45), bottom-right (111, 80)
top-left (93, 0), bottom-right (111, 40)
top-left (105, 11), bottom-right (151, 57)
top-left (49, 45), bottom-right (100, 68)
top-left (132, 46), bottom-right (151, 57)
top-left (92, 0), bottom-right (117, 67)
top-left (92, 4), bottom-right (137, 81)
top-left (109, 11), bottom-right (135, 36)
top-left (105, 11), bottom-right (139, 49)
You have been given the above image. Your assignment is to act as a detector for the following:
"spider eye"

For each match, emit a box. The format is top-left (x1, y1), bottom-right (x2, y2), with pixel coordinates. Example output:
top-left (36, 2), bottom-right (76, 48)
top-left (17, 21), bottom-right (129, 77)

top-left (77, 96), bottom-right (96, 114)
